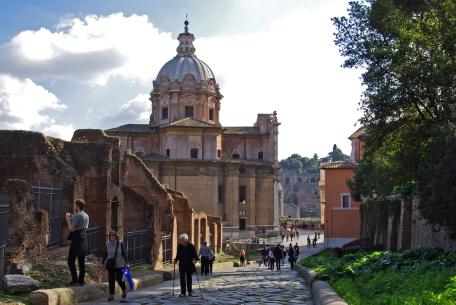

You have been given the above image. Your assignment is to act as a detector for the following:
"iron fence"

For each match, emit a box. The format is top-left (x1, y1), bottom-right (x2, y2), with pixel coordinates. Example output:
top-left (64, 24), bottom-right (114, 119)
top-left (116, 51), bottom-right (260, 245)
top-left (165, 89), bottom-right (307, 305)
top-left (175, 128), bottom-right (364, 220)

top-left (31, 181), bottom-right (64, 248)
top-left (161, 233), bottom-right (172, 265)
top-left (86, 225), bottom-right (102, 256)
top-left (125, 229), bottom-right (151, 264)
top-left (0, 195), bottom-right (10, 280)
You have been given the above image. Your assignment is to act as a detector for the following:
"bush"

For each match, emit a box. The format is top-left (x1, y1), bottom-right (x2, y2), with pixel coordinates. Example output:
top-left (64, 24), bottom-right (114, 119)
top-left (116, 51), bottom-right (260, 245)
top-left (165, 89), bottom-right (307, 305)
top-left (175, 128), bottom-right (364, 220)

top-left (300, 248), bottom-right (456, 305)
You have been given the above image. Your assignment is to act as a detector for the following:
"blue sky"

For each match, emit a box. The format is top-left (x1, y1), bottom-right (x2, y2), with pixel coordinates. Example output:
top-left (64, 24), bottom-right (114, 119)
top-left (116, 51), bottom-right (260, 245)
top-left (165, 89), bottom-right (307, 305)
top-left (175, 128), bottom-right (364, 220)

top-left (0, 0), bottom-right (362, 159)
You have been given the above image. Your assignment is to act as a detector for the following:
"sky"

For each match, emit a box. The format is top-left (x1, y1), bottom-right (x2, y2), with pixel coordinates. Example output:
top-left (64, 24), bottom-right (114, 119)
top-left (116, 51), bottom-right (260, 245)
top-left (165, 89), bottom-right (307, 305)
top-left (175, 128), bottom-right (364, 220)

top-left (0, 0), bottom-right (363, 160)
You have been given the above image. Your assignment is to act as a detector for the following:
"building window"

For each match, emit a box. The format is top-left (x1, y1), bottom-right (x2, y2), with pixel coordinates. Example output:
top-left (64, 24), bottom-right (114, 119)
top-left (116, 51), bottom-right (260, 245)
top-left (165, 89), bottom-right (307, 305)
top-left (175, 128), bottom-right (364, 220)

top-left (218, 185), bottom-right (224, 202)
top-left (166, 148), bottom-right (171, 157)
top-left (190, 148), bottom-right (199, 159)
top-left (258, 151), bottom-right (264, 160)
top-left (161, 107), bottom-right (168, 120)
top-left (232, 153), bottom-right (240, 159)
top-left (185, 106), bottom-right (194, 118)
top-left (298, 177), bottom-right (302, 183)
top-left (209, 108), bottom-right (214, 121)
top-left (239, 186), bottom-right (247, 203)
top-left (341, 193), bottom-right (351, 208)
top-left (217, 149), bottom-right (221, 158)
top-left (239, 167), bottom-right (246, 174)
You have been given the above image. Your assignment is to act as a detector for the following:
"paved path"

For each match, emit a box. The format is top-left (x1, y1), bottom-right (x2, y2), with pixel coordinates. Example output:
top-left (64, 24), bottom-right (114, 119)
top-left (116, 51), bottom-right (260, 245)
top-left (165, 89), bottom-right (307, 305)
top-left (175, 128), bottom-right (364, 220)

top-left (83, 232), bottom-right (324, 305)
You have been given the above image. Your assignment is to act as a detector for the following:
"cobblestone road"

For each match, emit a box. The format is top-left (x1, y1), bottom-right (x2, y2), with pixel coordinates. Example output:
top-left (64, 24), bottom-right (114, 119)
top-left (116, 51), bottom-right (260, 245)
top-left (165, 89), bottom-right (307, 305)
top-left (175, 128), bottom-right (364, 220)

top-left (84, 232), bottom-right (322, 305)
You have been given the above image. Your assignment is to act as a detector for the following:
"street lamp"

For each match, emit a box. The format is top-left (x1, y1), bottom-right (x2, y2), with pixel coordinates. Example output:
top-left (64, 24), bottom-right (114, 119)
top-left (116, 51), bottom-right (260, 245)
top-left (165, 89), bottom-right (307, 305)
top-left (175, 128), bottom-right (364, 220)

top-left (372, 189), bottom-right (378, 200)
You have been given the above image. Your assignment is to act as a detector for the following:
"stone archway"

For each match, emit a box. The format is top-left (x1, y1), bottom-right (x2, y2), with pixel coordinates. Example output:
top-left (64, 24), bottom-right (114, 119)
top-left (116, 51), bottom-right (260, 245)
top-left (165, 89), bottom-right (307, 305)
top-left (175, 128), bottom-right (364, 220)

top-left (193, 219), bottom-right (200, 250)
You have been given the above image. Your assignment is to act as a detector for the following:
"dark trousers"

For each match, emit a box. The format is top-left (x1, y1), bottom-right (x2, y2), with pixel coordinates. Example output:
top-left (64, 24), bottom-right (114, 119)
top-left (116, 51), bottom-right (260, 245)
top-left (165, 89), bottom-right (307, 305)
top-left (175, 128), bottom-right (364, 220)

top-left (290, 259), bottom-right (295, 270)
top-left (68, 256), bottom-right (85, 284)
top-left (208, 259), bottom-right (213, 274)
top-left (276, 259), bottom-right (281, 270)
top-left (108, 268), bottom-right (126, 295)
top-left (179, 270), bottom-right (192, 294)
top-left (201, 256), bottom-right (209, 275)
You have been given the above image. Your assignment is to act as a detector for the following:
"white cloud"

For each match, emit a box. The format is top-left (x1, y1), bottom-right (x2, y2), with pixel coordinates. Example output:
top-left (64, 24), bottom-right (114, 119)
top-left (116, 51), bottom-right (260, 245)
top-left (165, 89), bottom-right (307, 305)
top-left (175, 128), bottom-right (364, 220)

top-left (0, 13), bottom-right (175, 85)
top-left (0, 74), bottom-right (73, 139)
top-left (42, 123), bottom-right (75, 140)
top-left (103, 93), bottom-right (150, 125)
top-left (0, 3), bottom-right (363, 157)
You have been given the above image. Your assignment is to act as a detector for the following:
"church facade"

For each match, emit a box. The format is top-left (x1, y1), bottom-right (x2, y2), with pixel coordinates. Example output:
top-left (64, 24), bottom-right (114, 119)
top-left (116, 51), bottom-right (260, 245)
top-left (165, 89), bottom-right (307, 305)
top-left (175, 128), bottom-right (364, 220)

top-left (106, 21), bottom-right (280, 237)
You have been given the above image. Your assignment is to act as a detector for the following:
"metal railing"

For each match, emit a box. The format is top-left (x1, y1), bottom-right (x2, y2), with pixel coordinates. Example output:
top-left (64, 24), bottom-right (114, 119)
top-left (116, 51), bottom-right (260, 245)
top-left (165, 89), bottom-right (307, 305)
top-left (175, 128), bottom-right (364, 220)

top-left (125, 229), bottom-right (151, 264)
top-left (161, 233), bottom-right (172, 265)
top-left (86, 225), bottom-right (102, 256)
top-left (31, 180), bottom-right (64, 248)
top-left (0, 195), bottom-right (10, 280)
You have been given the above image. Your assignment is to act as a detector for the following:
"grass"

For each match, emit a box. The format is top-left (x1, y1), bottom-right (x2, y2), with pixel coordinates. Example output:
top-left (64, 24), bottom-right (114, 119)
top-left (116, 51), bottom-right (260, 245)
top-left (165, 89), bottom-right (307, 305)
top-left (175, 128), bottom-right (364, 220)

top-left (0, 288), bottom-right (30, 305)
top-left (299, 248), bottom-right (456, 305)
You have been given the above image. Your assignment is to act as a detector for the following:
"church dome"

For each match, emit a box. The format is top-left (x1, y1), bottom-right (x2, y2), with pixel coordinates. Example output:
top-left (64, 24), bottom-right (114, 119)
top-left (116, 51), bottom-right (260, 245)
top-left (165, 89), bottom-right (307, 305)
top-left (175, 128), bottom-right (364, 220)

top-left (155, 20), bottom-right (216, 86)
top-left (156, 55), bottom-right (215, 84)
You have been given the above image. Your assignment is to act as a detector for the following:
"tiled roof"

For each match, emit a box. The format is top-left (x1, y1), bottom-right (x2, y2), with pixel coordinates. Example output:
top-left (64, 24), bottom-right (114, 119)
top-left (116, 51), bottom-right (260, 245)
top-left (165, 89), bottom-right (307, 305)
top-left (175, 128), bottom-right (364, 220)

top-left (223, 127), bottom-right (262, 135)
top-left (105, 124), bottom-right (156, 134)
top-left (163, 118), bottom-right (219, 128)
top-left (349, 126), bottom-right (366, 139)
top-left (320, 160), bottom-right (358, 169)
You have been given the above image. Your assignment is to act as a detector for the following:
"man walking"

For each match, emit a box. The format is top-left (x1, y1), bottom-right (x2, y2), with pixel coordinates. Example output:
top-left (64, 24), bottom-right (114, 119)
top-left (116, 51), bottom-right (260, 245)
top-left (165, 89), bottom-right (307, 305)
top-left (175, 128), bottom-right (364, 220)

top-left (174, 234), bottom-right (198, 297)
top-left (208, 248), bottom-right (215, 275)
top-left (273, 244), bottom-right (283, 271)
top-left (66, 199), bottom-right (89, 286)
top-left (199, 242), bottom-right (211, 276)
top-left (294, 243), bottom-right (300, 262)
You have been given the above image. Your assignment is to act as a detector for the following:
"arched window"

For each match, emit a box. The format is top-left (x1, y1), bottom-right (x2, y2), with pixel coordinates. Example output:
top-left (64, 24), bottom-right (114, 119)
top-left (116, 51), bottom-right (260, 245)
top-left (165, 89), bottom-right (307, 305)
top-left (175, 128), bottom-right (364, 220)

top-left (190, 148), bottom-right (199, 159)
top-left (217, 149), bottom-right (222, 158)
top-left (166, 148), bottom-right (171, 157)
top-left (258, 151), bottom-right (264, 160)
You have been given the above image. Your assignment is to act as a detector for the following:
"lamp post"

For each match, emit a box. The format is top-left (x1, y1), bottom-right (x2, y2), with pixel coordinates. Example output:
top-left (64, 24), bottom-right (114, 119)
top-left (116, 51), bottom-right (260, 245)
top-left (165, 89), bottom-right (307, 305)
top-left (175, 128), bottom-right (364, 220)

top-left (372, 189), bottom-right (378, 200)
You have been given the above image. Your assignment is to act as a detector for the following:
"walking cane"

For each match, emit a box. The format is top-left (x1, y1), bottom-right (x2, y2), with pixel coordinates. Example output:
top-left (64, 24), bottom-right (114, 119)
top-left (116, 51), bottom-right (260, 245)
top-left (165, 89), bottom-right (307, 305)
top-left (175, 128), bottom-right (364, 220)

top-left (195, 268), bottom-right (204, 299)
top-left (172, 262), bottom-right (176, 296)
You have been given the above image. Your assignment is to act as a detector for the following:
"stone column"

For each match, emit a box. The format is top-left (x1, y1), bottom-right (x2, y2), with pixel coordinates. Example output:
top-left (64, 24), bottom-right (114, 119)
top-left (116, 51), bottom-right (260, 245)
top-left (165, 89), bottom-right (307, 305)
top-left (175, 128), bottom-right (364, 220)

top-left (247, 168), bottom-right (256, 232)
top-left (224, 164), bottom-right (239, 233)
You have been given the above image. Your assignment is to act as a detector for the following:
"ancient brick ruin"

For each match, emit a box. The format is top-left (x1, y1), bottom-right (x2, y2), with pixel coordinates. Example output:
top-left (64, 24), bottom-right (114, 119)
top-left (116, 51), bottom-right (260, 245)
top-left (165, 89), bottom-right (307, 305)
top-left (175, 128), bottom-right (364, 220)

top-left (0, 129), bottom-right (222, 275)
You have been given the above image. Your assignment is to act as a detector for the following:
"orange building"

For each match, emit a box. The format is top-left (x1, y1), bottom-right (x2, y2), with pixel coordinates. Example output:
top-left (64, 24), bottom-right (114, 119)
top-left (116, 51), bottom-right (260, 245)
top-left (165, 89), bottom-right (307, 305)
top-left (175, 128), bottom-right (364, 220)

top-left (319, 127), bottom-right (365, 248)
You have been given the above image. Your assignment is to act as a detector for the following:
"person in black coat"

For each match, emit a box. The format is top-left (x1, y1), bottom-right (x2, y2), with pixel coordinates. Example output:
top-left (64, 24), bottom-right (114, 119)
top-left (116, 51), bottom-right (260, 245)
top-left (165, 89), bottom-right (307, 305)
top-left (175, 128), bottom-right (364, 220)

top-left (174, 233), bottom-right (198, 297)
top-left (273, 244), bottom-right (283, 271)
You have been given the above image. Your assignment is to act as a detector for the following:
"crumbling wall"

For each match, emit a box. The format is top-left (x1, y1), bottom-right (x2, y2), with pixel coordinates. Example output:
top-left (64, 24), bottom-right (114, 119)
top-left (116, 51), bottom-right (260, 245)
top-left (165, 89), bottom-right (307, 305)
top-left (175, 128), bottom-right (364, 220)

top-left (121, 153), bottom-right (173, 269)
top-left (411, 198), bottom-right (456, 251)
top-left (3, 179), bottom-right (49, 274)
top-left (0, 131), bottom-right (74, 188)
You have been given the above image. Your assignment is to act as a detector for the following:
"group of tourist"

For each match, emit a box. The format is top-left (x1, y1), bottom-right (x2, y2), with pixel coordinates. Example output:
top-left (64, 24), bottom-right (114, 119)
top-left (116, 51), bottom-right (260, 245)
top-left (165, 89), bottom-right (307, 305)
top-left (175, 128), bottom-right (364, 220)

top-left (258, 243), bottom-right (300, 271)
top-left (65, 198), bottom-right (316, 302)
top-left (198, 241), bottom-right (216, 276)
top-left (306, 231), bottom-right (321, 248)
top-left (281, 229), bottom-right (299, 243)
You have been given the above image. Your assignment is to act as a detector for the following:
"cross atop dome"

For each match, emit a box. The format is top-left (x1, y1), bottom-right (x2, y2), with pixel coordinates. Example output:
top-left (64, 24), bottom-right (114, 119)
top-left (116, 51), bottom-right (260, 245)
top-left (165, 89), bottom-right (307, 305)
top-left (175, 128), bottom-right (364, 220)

top-left (177, 17), bottom-right (195, 56)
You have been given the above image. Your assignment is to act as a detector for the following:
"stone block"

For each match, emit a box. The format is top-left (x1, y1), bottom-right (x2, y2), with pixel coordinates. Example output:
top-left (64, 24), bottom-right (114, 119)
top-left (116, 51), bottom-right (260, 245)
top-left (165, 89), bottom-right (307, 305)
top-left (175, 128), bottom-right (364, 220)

top-left (4, 274), bottom-right (39, 294)
top-left (312, 280), bottom-right (347, 305)
top-left (29, 288), bottom-right (75, 305)
top-left (294, 264), bottom-right (317, 283)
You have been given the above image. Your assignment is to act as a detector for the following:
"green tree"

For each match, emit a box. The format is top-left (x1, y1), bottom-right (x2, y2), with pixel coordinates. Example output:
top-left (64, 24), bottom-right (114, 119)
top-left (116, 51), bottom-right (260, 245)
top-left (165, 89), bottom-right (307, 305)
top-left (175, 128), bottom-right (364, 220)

top-left (333, 0), bottom-right (456, 235)
top-left (329, 144), bottom-right (348, 161)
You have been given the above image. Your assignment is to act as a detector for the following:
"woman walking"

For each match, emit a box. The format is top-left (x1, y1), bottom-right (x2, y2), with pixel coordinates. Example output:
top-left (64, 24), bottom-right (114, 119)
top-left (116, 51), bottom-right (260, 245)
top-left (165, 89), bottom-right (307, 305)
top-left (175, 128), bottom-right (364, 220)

top-left (239, 249), bottom-right (246, 267)
top-left (102, 231), bottom-right (128, 302)
top-left (288, 244), bottom-right (297, 270)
